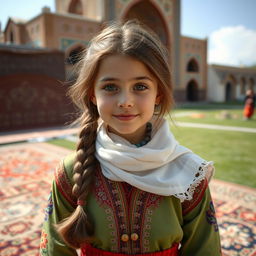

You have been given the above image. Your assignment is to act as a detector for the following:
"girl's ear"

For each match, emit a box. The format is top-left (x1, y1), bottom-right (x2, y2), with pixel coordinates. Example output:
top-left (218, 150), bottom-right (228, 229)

top-left (155, 94), bottom-right (161, 105)
top-left (91, 94), bottom-right (97, 105)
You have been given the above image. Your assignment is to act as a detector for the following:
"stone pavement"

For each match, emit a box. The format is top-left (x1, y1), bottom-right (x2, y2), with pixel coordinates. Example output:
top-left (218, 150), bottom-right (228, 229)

top-left (0, 126), bottom-right (79, 145)
top-left (176, 121), bottom-right (256, 133)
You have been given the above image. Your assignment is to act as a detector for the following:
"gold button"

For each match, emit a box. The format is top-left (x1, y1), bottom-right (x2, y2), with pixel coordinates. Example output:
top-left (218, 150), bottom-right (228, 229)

top-left (121, 234), bottom-right (129, 242)
top-left (131, 233), bottom-right (139, 241)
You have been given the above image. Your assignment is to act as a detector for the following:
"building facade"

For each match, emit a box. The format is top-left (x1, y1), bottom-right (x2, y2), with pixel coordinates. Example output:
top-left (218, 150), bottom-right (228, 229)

top-left (3, 0), bottom-right (208, 102)
top-left (208, 64), bottom-right (256, 102)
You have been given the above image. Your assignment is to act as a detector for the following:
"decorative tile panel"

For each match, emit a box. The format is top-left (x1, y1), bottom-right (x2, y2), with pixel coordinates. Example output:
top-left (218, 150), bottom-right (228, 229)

top-left (60, 38), bottom-right (88, 51)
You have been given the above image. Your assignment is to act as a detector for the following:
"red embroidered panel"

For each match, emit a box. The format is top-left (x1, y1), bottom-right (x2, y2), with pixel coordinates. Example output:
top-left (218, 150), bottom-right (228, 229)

top-left (55, 161), bottom-right (76, 207)
top-left (181, 178), bottom-right (208, 216)
top-left (93, 170), bottom-right (163, 254)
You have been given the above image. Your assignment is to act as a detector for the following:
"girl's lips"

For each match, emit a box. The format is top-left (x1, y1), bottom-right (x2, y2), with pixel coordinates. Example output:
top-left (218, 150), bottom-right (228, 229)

top-left (113, 114), bottom-right (138, 121)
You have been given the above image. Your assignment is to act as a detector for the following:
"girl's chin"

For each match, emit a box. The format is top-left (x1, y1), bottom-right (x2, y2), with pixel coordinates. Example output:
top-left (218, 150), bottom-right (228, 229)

top-left (107, 125), bottom-right (147, 144)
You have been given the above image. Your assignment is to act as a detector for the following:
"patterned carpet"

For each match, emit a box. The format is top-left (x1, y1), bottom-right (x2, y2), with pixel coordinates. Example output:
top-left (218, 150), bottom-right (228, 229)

top-left (0, 143), bottom-right (255, 256)
top-left (210, 180), bottom-right (256, 255)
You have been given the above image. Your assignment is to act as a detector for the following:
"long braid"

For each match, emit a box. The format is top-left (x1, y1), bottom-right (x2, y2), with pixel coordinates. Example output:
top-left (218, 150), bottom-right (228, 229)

top-left (56, 109), bottom-right (99, 248)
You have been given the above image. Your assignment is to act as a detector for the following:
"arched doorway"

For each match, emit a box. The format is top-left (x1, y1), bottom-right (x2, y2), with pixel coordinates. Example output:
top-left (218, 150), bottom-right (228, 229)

top-left (224, 74), bottom-right (236, 102)
top-left (186, 80), bottom-right (198, 101)
top-left (225, 82), bottom-right (232, 102)
top-left (10, 31), bottom-right (14, 43)
top-left (68, 0), bottom-right (83, 15)
top-left (123, 0), bottom-right (169, 46)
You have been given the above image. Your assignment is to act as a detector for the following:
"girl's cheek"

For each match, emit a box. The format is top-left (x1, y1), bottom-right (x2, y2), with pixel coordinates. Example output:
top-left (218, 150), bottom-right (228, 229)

top-left (99, 98), bottom-right (115, 107)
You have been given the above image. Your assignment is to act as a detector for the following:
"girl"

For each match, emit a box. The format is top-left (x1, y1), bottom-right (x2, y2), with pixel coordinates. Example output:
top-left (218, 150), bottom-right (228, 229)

top-left (40, 21), bottom-right (221, 255)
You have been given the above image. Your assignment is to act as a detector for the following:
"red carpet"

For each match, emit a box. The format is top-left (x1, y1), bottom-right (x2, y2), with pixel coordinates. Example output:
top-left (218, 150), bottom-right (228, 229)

top-left (0, 143), bottom-right (255, 256)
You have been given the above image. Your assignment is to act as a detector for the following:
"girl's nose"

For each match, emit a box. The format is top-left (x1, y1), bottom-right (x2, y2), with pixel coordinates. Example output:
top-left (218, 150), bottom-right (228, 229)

top-left (117, 92), bottom-right (134, 108)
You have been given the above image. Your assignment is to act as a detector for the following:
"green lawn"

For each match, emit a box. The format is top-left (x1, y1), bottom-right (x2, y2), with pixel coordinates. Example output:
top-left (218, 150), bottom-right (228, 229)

top-left (48, 139), bottom-right (76, 150)
top-left (170, 125), bottom-right (256, 188)
top-left (171, 108), bottom-right (256, 128)
top-left (47, 104), bottom-right (256, 188)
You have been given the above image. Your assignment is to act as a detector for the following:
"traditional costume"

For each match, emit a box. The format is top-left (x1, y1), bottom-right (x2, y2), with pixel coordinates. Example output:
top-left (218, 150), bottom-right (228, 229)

top-left (243, 94), bottom-right (255, 119)
top-left (40, 120), bottom-right (221, 255)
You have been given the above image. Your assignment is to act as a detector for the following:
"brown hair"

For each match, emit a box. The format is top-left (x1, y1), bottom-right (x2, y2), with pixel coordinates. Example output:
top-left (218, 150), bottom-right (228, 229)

top-left (56, 20), bottom-right (174, 248)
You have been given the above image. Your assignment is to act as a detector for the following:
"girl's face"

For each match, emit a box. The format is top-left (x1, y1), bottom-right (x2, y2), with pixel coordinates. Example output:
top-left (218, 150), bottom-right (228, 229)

top-left (92, 54), bottom-right (160, 144)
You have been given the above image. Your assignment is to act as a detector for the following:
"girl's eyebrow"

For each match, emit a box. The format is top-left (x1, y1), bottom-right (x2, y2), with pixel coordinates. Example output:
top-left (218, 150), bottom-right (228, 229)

top-left (99, 76), bottom-right (153, 82)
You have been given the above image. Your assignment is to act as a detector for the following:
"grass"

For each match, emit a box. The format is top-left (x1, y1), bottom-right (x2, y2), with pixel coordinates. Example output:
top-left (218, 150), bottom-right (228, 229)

top-left (48, 139), bottom-right (76, 150)
top-left (172, 108), bottom-right (256, 128)
top-left (47, 104), bottom-right (256, 188)
top-left (170, 125), bottom-right (256, 188)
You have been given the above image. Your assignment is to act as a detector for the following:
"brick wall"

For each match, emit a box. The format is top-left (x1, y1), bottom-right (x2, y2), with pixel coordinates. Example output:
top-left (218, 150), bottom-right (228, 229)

top-left (0, 46), bottom-right (75, 132)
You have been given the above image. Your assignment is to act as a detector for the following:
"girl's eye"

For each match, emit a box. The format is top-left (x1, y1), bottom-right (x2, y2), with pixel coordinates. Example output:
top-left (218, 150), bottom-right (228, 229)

top-left (134, 84), bottom-right (148, 91)
top-left (103, 84), bottom-right (118, 92)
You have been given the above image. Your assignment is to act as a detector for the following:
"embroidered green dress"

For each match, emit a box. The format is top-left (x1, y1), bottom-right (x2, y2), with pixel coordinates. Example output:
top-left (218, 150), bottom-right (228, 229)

top-left (40, 153), bottom-right (221, 255)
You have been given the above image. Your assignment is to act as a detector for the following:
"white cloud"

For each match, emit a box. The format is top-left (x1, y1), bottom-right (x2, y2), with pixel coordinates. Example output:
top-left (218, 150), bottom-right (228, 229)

top-left (208, 26), bottom-right (256, 67)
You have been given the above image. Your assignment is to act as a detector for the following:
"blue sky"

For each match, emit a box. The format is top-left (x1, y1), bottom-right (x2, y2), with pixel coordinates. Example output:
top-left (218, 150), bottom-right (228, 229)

top-left (1, 0), bottom-right (256, 66)
top-left (182, 0), bottom-right (256, 38)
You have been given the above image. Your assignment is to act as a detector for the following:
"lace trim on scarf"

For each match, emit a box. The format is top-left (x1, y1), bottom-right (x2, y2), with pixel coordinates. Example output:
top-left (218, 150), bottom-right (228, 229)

top-left (182, 178), bottom-right (208, 215)
top-left (174, 161), bottom-right (214, 202)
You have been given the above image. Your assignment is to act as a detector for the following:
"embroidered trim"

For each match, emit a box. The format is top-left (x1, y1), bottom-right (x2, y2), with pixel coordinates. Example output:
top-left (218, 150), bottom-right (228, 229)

top-left (119, 183), bottom-right (163, 253)
top-left (141, 194), bottom-right (162, 253)
top-left (55, 161), bottom-right (76, 207)
top-left (94, 170), bottom-right (162, 254)
top-left (175, 161), bottom-right (213, 202)
top-left (40, 229), bottom-right (48, 255)
top-left (109, 180), bottom-right (130, 254)
top-left (94, 170), bottom-right (120, 252)
top-left (206, 201), bottom-right (219, 232)
top-left (182, 178), bottom-right (208, 216)
top-left (130, 190), bottom-right (146, 253)
top-left (44, 192), bottom-right (53, 221)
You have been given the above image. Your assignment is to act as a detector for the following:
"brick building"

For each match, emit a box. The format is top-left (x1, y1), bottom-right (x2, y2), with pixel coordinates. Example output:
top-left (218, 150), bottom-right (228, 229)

top-left (3, 0), bottom-right (208, 102)
top-left (2, 0), bottom-right (255, 108)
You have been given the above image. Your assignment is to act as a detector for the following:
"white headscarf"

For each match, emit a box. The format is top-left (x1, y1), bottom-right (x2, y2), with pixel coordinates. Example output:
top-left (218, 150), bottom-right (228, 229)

top-left (95, 119), bottom-right (214, 202)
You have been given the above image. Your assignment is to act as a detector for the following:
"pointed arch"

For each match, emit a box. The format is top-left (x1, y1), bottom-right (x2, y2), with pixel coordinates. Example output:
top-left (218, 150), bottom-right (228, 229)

top-left (224, 74), bottom-right (236, 102)
top-left (10, 30), bottom-right (14, 43)
top-left (68, 0), bottom-right (83, 15)
top-left (66, 45), bottom-right (85, 65)
top-left (122, 0), bottom-right (170, 47)
top-left (187, 58), bottom-right (199, 72)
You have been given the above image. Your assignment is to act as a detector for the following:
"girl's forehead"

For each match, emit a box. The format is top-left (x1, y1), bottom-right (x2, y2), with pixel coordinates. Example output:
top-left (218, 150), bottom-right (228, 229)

top-left (95, 54), bottom-right (155, 82)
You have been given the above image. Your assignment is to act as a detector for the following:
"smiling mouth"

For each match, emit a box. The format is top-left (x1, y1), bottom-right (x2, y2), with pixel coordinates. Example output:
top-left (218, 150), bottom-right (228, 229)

top-left (113, 114), bottom-right (138, 121)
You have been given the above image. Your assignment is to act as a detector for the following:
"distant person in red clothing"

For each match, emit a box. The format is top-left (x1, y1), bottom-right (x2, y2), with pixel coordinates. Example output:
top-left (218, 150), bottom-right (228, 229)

top-left (243, 89), bottom-right (255, 120)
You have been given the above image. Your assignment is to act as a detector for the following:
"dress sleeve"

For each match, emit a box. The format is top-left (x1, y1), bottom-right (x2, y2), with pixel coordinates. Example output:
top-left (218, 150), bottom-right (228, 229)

top-left (180, 179), bottom-right (222, 256)
top-left (39, 159), bottom-right (78, 256)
